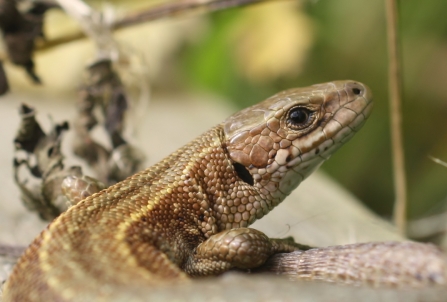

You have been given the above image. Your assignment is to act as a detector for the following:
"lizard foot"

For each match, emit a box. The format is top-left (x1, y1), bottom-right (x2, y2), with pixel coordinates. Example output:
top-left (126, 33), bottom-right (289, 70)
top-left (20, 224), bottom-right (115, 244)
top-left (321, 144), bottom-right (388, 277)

top-left (184, 228), bottom-right (305, 276)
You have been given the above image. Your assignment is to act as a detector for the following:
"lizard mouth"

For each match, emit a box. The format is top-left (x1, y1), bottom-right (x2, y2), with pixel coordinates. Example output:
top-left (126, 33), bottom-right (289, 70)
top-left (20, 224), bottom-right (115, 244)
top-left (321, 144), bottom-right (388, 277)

top-left (322, 82), bottom-right (371, 145)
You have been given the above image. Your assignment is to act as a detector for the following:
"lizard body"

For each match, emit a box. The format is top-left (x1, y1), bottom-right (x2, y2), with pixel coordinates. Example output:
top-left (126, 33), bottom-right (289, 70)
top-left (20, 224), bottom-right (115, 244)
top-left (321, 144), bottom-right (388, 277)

top-left (3, 81), bottom-right (373, 301)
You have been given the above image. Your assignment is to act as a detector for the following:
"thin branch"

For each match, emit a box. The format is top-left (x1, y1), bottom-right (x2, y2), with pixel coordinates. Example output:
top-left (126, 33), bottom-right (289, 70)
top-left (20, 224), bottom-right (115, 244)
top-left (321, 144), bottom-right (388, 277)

top-left (385, 0), bottom-right (407, 235)
top-left (115, 0), bottom-right (275, 28)
top-left (0, 244), bottom-right (26, 259)
top-left (54, 0), bottom-right (119, 60)
top-left (429, 156), bottom-right (447, 169)
top-left (37, 0), bottom-right (289, 51)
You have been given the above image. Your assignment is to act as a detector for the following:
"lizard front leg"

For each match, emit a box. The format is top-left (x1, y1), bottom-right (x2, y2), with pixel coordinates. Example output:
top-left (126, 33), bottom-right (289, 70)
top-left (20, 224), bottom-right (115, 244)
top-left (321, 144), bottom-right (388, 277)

top-left (184, 228), bottom-right (308, 276)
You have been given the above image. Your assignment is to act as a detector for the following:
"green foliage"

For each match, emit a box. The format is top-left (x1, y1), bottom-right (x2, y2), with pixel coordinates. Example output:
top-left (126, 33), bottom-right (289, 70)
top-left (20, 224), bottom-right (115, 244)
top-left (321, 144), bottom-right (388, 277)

top-left (181, 9), bottom-right (275, 107)
top-left (180, 0), bottom-right (447, 219)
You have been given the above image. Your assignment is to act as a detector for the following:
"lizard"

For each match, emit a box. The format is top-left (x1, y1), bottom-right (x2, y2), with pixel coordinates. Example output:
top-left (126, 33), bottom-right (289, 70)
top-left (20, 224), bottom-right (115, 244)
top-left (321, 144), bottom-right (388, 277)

top-left (2, 80), bottom-right (374, 301)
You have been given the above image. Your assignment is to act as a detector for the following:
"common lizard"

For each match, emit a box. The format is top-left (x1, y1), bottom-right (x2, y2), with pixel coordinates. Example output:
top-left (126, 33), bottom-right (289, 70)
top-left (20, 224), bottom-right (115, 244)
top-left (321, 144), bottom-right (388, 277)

top-left (2, 80), bottom-right (375, 301)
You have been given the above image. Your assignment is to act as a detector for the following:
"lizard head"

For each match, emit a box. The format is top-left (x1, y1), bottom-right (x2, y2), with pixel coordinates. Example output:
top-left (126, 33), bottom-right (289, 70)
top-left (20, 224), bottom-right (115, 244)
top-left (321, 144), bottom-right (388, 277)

top-left (223, 80), bottom-right (373, 203)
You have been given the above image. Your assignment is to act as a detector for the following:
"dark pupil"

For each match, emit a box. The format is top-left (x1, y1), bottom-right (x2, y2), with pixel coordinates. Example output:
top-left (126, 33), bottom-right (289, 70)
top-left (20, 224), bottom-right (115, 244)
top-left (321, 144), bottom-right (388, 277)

top-left (290, 108), bottom-right (309, 124)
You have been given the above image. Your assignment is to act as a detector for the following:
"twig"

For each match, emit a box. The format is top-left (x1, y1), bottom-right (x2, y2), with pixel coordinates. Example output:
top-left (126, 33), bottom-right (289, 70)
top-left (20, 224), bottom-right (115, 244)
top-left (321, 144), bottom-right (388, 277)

top-left (54, 0), bottom-right (118, 60)
top-left (115, 0), bottom-right (275, 28)
top-left (0, 244), bottom-right (26, 259)
top-left (37, 0), bottom-right (289, 51)
top-left (385, 0), bottom-right (407, 235)
top-left (429, 156), bottom-right (447, 169)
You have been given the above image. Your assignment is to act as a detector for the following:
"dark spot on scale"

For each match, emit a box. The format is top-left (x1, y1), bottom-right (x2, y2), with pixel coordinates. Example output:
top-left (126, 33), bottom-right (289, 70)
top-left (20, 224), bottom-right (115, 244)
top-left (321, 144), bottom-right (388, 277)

top-left (141, 217), bottom-right (147, 222)
top-left (199, 214), bottom-right (205, 221)
top-left (315, 148), bottom-right (320, 155)
top-left (324, 146), bottom-right (329, 151)
top-left (286, 154), bottom-right (293, 162)
top-left (140, 234), bottom-right (151, 242)
top-left (233, 162), bottom-right (254, 186)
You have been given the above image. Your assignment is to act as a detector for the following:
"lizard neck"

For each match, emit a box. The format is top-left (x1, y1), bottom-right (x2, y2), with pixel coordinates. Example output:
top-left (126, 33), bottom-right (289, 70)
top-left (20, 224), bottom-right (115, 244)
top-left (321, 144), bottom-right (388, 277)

top-left (187, 126), bottom-right (285, 234)
top-left (140, 125), bottom-right (281, 237)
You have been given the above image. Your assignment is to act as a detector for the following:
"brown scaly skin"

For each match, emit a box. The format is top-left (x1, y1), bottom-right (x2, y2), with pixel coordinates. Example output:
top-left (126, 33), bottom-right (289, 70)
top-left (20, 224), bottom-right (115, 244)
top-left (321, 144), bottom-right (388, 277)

top-left (3, 81), bottom-right (373, 301)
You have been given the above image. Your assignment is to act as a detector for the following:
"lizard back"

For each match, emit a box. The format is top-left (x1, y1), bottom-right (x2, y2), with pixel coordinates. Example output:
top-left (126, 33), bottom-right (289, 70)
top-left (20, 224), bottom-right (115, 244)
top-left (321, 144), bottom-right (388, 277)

top-left (3, 80), bottom-right (373, 301)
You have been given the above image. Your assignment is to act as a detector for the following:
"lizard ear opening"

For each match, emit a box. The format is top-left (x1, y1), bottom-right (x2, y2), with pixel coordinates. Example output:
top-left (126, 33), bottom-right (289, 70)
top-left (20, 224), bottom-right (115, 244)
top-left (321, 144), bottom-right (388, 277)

top-left (233, 162), bottom-right (254, 186)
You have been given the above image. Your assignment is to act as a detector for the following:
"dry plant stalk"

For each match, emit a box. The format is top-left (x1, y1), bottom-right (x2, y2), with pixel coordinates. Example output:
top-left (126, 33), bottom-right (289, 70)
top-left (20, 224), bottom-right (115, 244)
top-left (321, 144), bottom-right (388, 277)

top-left (385, 0), bottom-right (407, 235)
top-left (38, 0), bottom-right (290, 51)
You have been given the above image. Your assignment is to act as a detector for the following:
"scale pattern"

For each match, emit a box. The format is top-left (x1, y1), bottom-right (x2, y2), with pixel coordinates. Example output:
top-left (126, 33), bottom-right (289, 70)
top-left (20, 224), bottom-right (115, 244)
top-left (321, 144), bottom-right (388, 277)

top-left (3, 81), bottom-right (374, 301)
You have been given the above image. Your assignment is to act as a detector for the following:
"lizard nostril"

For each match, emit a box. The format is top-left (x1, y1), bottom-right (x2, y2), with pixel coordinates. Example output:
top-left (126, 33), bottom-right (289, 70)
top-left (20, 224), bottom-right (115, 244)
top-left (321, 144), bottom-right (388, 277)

top-left (352, 88), bottom-right (361, 95)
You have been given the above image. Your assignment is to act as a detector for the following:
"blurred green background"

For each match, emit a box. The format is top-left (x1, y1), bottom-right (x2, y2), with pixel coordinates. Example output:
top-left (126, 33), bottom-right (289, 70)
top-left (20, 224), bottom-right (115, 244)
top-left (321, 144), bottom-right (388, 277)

top-left (179, 0), bottom-right (447, 220)
top-left (5, 0), bottom-right (447, 221)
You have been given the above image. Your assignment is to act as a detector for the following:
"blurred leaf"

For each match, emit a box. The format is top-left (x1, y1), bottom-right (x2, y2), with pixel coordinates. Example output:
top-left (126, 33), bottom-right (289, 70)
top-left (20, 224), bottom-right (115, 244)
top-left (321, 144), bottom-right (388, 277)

top-left (182, 2), bottom-right (314, 106)
top-left (231, 2), bottom-right (314, 83)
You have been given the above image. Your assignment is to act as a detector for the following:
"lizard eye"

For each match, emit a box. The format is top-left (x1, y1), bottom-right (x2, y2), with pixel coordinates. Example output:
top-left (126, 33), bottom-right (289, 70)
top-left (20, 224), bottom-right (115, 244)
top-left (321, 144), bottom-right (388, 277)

top-left (287, 107), bottom-right (315, 130)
